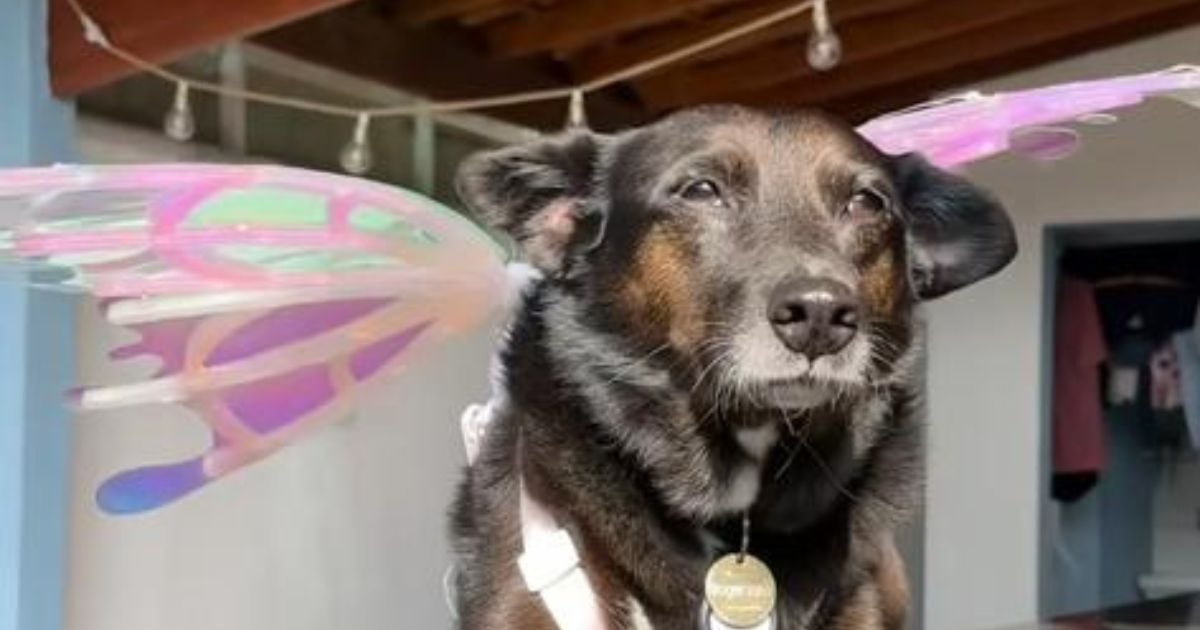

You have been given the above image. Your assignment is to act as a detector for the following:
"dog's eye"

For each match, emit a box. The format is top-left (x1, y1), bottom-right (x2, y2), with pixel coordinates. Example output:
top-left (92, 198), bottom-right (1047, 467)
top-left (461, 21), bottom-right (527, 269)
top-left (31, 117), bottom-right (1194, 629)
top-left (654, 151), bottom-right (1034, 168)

top-left (680, 179), bottom-right (725, 206)
top-left (844, 189), bottom-right (889, 218)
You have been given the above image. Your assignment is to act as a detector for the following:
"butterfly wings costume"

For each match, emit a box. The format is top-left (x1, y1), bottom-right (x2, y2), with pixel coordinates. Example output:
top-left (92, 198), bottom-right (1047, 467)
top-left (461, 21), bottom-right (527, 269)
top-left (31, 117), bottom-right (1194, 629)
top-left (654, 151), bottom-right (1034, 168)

top-left (1, 67), bottom-right (1197, 515)
top-left (0, 165), bottom-right (508, 513)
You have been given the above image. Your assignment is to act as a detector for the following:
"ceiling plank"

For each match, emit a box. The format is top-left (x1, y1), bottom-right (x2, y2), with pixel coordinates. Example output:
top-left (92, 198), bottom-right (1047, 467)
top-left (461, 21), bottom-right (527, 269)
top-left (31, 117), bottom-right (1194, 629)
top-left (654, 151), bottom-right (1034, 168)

top-left (671, 0), bottom-right (925, 67)
top-left (50, 0), bottom-right (355, 96)
top-left (393, 0), bottom-right (510, 26)
top-left (569, 0), bottom-right (921, 84)
top-left (254, 3), bottom-right (647, 131)
top-left (635, 0), bottom-right (1080, 108)
top-left (821, 4), bottom-right (1200, 125)
top-left (484, 0), bottom-right (734, 59)
top-left (459, 4), bottom-right (525, 27)
top-left (568, 0), bottom-right (802, 77)
top-left (731, 0), bottom-right (1200, 112)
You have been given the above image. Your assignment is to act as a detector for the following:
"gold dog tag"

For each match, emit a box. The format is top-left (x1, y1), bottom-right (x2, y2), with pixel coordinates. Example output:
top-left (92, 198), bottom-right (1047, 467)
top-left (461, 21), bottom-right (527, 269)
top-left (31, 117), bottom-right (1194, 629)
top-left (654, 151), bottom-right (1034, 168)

top-left (704, 553), bottom-right (776, 628)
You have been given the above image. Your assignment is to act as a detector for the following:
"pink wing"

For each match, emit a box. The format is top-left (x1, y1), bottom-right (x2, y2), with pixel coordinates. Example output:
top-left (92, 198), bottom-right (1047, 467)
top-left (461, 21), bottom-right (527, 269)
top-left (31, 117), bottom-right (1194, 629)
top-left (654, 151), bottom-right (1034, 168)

top-left (857, 65), bottom-right (1200, 168)
top-left (90, 298), bottom-right (436, 513)
top-left (0, 164), bottom-right (508, 513)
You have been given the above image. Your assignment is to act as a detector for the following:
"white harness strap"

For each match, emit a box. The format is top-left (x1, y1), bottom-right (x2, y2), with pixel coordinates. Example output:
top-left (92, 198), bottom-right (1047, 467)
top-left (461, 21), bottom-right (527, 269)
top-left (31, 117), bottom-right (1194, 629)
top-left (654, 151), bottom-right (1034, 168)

top-left (459, 401), bottom-right (608, 630)
top-left (517, 480), bottom-right (608, 630)
top-left (457, 264), bottom-right (608, 630)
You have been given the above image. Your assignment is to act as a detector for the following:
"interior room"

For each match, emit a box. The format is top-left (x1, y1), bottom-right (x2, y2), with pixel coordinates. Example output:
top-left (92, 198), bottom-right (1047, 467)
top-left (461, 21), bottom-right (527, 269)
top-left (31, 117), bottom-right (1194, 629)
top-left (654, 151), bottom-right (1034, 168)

top-left (3, 2), bottom-right (1200, 630)
top-left (1044, 227), bottom-right (1200, 617)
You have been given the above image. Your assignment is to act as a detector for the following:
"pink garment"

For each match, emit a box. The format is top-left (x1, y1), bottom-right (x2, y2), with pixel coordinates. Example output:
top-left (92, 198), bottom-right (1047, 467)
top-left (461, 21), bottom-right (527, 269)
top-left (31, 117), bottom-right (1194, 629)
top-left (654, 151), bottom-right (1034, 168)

top-left (1052, 276), bottom-right (1109, 474)
top-left (1150, 342), bottom-right (1182, 410)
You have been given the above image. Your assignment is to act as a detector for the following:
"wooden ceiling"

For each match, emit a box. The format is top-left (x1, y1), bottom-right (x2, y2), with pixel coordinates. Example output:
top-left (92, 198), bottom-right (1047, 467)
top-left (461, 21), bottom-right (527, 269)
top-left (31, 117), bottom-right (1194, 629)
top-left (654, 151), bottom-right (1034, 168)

top-left (54, 0), bottom-right (1200, 131)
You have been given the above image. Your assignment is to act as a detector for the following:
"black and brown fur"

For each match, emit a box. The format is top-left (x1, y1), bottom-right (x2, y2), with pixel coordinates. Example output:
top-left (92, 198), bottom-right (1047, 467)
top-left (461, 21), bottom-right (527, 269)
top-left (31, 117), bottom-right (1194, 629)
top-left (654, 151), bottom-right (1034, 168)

top-left (450, 107), bottom-right (1016, 630)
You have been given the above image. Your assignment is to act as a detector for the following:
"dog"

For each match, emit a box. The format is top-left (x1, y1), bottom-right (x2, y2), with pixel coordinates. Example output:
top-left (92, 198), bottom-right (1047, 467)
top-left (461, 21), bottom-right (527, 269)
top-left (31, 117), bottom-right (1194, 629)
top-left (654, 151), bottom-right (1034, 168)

top-left (449, 106), bottom-right (1016, 630)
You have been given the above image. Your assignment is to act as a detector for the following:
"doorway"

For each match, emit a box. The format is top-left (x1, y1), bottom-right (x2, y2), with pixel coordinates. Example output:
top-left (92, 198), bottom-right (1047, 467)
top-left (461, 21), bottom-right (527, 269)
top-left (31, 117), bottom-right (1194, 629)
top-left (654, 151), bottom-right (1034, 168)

top-left (1040, 220), bottom-right (1200, 617)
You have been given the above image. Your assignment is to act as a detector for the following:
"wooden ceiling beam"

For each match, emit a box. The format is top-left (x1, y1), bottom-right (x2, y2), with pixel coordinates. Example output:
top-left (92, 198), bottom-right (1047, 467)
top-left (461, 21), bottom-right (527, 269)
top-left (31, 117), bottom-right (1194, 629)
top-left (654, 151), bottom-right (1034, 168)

top-left (393, 0), bottom-right (510, 26)
top-left (634, 0), bottom-right (1079, 109)
top-left (675, 0), bottom-right (925, 67)
top-left (254, 4), bottom-right (647, 132)
top-left (460, 5), bottom-right (524, 27)
top-left (50, 0), bottom-right (355, 96)
top-left (568, 0), bottom-right (802, 78)
top-left (820, 4), bottom-right (1200, 126)
top-left (569, 0), bottom-right (922, 84)
top-left (483, 0), bottom-right (734, 60)
top-left (730, 0), bottom-right (1200, 113)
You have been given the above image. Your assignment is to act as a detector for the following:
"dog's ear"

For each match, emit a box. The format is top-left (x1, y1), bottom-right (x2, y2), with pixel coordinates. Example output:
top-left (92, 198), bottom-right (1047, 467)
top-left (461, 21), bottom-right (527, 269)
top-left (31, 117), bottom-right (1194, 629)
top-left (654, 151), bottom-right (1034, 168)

top-left (892, 153), bottom-right (1017, 299)
top-left (455, 131), bottom-right (607, 276)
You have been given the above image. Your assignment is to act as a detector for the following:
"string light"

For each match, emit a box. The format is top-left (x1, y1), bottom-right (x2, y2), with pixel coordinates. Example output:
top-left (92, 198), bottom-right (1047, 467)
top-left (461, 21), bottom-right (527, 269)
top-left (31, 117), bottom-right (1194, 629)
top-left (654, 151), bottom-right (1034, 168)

top-left (339, 113), bottom-right (374, 175)
top-left (162, 81), bottom-right (196, 141)
top-left (63, 0), bottom-right (836, 169)
top-left (806, 0), bottom-right (842, 72)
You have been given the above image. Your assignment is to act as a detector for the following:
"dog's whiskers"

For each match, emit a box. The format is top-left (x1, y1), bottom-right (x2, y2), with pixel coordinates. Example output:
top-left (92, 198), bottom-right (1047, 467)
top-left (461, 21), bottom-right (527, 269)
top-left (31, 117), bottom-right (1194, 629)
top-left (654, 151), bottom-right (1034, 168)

top-left (797, 432), bottom-right (862, 506)
top-left (768, 396), bottom-right (861, 505)
top-left (599, 341), bottom-right (673, 386)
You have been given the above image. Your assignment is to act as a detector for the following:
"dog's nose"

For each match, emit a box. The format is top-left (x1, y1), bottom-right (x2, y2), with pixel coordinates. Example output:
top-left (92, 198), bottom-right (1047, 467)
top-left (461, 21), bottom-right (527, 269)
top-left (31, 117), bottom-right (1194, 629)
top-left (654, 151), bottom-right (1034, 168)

top-left (767, 278), bottom-right (859, 358)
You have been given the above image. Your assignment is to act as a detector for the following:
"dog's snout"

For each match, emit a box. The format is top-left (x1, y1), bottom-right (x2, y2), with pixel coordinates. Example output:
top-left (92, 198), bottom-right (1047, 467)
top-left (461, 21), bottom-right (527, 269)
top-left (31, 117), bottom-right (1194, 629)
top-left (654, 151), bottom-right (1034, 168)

top-left (767, 278), bottom-right (859, 359)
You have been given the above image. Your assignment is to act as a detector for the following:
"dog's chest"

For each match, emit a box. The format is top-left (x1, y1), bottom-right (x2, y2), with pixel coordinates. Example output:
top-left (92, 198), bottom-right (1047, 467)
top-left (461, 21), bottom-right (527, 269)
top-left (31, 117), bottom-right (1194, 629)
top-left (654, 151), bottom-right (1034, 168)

top-left (711, 424), bottom-right (781, 514)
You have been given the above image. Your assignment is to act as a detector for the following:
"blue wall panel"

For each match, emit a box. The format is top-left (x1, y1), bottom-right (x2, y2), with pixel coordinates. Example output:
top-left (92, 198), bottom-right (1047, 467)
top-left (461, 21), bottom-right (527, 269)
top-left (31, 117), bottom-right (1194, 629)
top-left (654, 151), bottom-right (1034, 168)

top-left (0, 1), bottom-right (77, 629)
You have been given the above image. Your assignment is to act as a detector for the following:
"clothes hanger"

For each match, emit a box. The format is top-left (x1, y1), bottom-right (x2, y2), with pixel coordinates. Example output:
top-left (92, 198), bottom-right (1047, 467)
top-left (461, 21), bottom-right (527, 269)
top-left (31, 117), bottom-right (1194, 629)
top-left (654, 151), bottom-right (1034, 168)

top-left (1092, 274), bottom-right (1189, 289)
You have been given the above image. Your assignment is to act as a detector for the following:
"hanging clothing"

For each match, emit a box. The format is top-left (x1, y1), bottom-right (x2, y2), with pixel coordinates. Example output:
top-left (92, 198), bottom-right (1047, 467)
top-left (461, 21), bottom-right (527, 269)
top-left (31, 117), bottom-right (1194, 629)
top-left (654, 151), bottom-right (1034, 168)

top-left (1051, 471), bottom-right (1101, 504)
top-left (1171, 328), bottom-right (1200, 451)
top-left (1150, 342), bottom-right (1183, 411)
top-left (1093, 283), bottom-right (1197, 366)
top-left (1052, 276), bottom-right (1109, 502)
top-left (1107, 365), bottom-right (1140, 406)
top-left (1091, 279), bottom-right (1195, 455)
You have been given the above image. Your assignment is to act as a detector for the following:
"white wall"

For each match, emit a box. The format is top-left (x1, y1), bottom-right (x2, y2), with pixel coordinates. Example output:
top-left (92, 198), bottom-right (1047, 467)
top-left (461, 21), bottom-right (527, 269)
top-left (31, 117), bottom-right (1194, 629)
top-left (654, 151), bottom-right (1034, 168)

top-left (75, 116), bottom-right (247, 164)
top-left (922, 26), bottom-right (1200, 630)
top-left (66, 117), bottom-right (499, 630)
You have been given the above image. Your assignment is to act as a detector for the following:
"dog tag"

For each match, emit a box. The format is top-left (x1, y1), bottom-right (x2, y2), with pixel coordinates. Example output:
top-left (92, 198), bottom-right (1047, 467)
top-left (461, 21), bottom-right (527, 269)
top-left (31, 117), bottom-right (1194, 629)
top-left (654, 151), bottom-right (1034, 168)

top-left (704, 553), bottom-right (776, 628)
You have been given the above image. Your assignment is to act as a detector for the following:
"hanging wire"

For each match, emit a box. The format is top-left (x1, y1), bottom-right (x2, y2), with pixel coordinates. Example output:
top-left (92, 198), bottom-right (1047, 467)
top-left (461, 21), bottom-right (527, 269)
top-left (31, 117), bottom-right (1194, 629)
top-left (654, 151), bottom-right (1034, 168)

top-left (63, 0), bottom-right (821, 120)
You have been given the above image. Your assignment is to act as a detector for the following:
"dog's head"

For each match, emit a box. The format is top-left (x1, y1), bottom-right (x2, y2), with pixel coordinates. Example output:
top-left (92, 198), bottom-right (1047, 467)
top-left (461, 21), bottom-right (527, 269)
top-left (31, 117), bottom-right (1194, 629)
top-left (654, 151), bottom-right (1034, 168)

top-left (457, 107), bottom-right (1015, 412)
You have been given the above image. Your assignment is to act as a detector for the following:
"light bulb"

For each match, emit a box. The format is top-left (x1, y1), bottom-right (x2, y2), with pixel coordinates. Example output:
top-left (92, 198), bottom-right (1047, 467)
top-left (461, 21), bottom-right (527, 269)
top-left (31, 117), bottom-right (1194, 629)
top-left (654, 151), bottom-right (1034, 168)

top-left (806, 29), bottom-right (842, 71)
top-left (340, 113), bottom-right (373, 175)
top-left (565, 90), bottom-right (588, 130)
top-left (806, 0), bottom-right (841, 72)
top-left (163, 82), bottom-right (196, 142)
top-left (340, 141), bottom-right (372, 175)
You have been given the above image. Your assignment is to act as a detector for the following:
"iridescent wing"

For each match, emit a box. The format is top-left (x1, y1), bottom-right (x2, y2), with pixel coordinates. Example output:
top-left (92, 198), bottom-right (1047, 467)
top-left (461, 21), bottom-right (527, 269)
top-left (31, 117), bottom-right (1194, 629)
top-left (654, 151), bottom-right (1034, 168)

top-left (857, 65), bottom-right (1200, 168)
top-left (0, 164), bottom-right (508, 514)
top-left (0, 164), bottom-right (506, 296)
